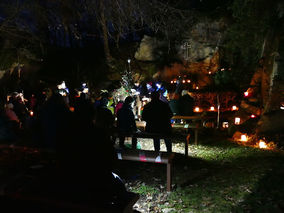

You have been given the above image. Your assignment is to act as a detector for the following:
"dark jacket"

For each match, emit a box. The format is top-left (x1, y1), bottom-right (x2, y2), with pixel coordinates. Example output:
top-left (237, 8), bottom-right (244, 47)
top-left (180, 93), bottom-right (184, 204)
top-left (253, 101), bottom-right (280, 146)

top-left (117, 103), bottom-right (137, 133)
top-left (142, 99), bottom-right (173, 134)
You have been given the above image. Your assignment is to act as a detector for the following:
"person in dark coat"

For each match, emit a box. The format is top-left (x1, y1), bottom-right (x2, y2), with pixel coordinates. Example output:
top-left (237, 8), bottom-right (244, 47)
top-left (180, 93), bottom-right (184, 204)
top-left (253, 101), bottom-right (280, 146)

top-left (142, 91), bottom-right (173, 152)
top-left (117, 96), bottom-right (137, 149)
top-left (179, 90), bottom-right (194, 116)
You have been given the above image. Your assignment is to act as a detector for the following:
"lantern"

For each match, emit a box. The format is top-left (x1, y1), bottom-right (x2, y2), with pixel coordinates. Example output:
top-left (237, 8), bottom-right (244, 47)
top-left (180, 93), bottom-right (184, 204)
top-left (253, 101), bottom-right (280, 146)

top-left (240, 134), bottom-right (248, 142)
top-left (194, 107), bottom-right (200, 112)
top-left (258, 139), bottom-right (267, 149)
top-left (222, 122), bottom-right (229, 128)
top-left (232, 105), bottom-right (238, 111)
top-left (235, 117), bottom-right (241, 125)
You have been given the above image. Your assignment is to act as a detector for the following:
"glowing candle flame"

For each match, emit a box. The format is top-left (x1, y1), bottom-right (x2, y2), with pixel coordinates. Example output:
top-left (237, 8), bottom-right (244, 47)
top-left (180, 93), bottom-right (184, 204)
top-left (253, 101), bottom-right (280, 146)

top-left (240, 134), bottom-right (248, 142)
top-left (196, 86), bottom-right (199, 90)
top-left (259, 140), bottom-right (267, 149)
top-left (171, 81), bottom-right (173, 84)
top-left (182, 80), bottom-right (186, 83)
top-left (208, 71), bottom-right (212, 74)
top-left (187, 80), bottom-right (191, 83)
top-left (235, 117), bottom-right (240, 125)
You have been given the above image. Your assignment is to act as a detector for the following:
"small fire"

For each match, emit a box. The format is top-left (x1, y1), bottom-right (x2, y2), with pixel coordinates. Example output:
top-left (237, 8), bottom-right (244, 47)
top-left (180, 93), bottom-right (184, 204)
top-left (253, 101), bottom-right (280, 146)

top-left (235, 117), bottom-right (241, 125)
top-left (258, 140), bottom-right (268, 149)
top-left (240, 134), bottom-right (248, 142)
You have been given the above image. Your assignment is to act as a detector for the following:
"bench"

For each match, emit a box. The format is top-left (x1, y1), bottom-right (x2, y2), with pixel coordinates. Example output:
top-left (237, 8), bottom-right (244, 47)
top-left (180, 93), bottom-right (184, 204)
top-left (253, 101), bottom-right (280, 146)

top-left (171, 115), bottom-right (204, 147)
top-left (119, 116), bottom-right (203, 156)
top-left (116, 149), bottom-right (175, 192)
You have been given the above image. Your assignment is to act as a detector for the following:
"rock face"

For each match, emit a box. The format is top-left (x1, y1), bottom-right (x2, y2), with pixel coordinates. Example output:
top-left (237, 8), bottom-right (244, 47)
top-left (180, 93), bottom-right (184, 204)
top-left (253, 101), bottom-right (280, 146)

top-left (134, 35), bottom-right (161, 61)
top-left (134, 19), bottom-right (225, 87)
top-left (135, 20), bottom-right (224, 64)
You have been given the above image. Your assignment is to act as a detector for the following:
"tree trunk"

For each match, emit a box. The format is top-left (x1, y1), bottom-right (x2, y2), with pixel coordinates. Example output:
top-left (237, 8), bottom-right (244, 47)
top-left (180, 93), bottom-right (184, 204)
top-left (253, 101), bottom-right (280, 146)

top-left (99, 0), bottom-right (112, 66)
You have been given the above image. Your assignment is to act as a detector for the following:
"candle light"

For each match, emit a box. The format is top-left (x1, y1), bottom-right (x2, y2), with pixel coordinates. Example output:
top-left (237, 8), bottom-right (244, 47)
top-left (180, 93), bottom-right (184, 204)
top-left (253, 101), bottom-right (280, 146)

top-left (232, 105), bottom-right (238, 111)
top-left (194, 107), bottom-right (200, 112)
top-left (235, 117), bottom-right (241, 125)
top-left (222, 122), bottom-right (229, 128)
top-left (240, 134), bottom-right (248, 142)
top-left (210, 106), bottom-right (215, 111)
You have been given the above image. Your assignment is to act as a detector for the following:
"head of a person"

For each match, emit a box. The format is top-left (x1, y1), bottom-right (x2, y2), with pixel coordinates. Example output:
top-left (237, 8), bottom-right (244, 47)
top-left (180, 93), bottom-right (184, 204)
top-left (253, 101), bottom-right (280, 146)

top-left (181, 90), bottom-right (188, 96)
top-left (100, 97), bottom-right (109, 107)
top-left (150, 91), bottom-right (160, 101)
top-left (124, 96), bottom-right (134, 105)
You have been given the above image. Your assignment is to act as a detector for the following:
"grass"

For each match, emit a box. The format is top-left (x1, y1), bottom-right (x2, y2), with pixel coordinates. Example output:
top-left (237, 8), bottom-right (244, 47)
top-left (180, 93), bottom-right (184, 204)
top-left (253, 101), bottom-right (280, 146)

top-left (121, 133), bottom-right (284, 212)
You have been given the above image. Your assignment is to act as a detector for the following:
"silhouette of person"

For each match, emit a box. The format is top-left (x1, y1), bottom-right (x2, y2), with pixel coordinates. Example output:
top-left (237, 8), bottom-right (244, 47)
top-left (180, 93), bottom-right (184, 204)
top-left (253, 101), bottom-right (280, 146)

top-left (142, 91), bottom-right (173, 152)
top-left (117, 96), bottom-right (137, 149)
top-left (179, 90), bottom-right (194, 116)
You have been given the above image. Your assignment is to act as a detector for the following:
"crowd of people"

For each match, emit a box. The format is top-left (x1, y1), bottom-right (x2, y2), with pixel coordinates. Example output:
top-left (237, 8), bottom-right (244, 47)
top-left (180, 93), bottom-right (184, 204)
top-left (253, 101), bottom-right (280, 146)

top-left (0, 81), bottom-right (195, 207)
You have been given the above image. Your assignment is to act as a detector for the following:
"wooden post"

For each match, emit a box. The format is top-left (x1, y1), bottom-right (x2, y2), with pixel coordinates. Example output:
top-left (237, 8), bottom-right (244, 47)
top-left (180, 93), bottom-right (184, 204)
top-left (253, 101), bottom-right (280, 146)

top-left (167, 162), bottom-right (172, 192)
top-left (194, 129), bottom-right (198, 145)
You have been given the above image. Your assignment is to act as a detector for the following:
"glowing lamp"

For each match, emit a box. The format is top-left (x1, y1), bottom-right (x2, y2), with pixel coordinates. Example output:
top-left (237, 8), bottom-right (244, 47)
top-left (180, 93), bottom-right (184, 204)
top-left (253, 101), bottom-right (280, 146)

top-left (222, 122), bottom-right (229, 128)
top-left (259, 140), bottom-right (267, 149)
top-left (240, 134), bottom-right (248, 142)
top-left (232, 105), bottom-right (238, 111)
top-left (187, 80), bottom-right (191, 83)
top-left (30, 111), bottom-right (34, 116)
top-left (235, 117), bottom-right (241, 125)
top-left (250, 114), bottom-right (256, 118)
top-left (171, 81), bottom-right (174, 84)
top-left (194, 107), bottom-right (200, 112)
top-left (182, 80), bottom-right (186, 83)
top-left (174, 80), bottom-right (176, 83)
top-left (210, 106), bottom-right (215, 111)
top-left (244, 91), bottom-right (249, 97)
top-left (127, 59), bottom-right (131, 63)
top-left (196, 86), bottom-right (199, 90)
top-left (208, 71), bottom-right (212, 74)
